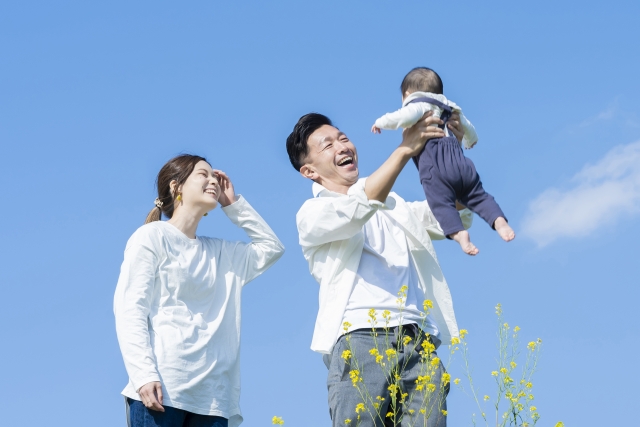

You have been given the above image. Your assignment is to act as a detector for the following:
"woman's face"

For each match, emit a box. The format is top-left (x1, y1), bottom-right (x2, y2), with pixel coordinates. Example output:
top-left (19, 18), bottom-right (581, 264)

top-left (176, 160), bottom-right (220, 213)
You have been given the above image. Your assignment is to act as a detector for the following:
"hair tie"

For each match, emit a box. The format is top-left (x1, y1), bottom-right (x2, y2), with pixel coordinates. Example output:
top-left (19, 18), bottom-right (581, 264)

top-left (154, 198), bottom-right (164, 209)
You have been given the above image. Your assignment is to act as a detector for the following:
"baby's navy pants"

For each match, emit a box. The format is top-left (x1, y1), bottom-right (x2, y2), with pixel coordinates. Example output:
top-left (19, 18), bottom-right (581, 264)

top-left (409, 97), bottom-right (506, 237)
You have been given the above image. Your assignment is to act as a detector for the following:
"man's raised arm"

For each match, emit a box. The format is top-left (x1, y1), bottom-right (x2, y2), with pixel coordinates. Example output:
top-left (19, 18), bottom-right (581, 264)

top-left (365, 112), bottom-right (447, 202)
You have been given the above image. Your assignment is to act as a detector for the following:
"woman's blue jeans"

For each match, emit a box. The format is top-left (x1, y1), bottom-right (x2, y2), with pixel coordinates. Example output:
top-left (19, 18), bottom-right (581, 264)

top-left (126, 398), bottom-right (228, 427)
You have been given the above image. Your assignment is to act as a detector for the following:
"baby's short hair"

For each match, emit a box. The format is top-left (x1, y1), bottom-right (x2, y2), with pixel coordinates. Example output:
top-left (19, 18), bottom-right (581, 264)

top-left (400, 67), bottom-right (443, 95)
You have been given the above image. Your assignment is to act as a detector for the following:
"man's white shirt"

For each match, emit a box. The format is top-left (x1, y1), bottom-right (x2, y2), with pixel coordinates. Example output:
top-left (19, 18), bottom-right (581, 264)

top-left (296, 178), bottom-right (473, 354)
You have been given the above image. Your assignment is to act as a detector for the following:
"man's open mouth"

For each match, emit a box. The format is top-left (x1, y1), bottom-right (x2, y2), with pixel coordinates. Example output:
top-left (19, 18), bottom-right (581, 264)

top-left (337, 156), bottom-right (354, 166)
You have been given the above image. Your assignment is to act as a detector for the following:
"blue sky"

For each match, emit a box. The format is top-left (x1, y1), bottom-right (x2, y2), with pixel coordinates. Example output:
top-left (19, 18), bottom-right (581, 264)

top-left (1, 1), bottom-right (639, 426)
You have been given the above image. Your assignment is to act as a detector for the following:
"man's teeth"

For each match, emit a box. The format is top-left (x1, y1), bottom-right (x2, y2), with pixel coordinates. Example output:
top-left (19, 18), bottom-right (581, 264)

top-left (338, 157), bottom-right (353, 166)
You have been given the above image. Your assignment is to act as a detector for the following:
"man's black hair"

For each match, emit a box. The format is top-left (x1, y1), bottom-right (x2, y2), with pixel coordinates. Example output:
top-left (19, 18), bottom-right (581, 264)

top-left (286, 113), bottom-right (333, 171)
top-left (400, 67), bottom-right (443, 95)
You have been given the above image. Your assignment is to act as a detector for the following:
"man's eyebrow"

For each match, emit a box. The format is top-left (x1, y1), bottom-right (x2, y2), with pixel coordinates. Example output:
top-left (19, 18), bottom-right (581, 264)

top-left (337, 132), bottom-right (347, 138)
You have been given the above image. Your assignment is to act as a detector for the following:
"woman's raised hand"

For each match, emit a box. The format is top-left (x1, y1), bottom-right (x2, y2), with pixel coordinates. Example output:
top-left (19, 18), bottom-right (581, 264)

top-left (138, 381), bottom-right (164, 412)
top-left (214, 170), bottom-right (237, 207)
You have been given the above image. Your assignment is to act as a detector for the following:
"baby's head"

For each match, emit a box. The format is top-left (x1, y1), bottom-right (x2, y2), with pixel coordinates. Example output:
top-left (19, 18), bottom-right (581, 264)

top-left (400, 67), bottom-right (443, 101)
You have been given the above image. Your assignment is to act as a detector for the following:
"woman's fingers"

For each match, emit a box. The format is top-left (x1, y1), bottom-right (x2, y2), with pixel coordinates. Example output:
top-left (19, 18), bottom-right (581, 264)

top-left (155, 382), bottom-right (163, 405)
top-left (138, 381), bottom-right (165, 412)
top-left (214, 170), bottom-right (231, 190)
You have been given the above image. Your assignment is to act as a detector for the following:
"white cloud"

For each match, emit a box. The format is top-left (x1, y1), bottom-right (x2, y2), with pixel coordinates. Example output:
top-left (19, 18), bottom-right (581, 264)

top-left (578, 103), bottom-right (616, 127)
top-left (522, 140), bottom-right (640, 247)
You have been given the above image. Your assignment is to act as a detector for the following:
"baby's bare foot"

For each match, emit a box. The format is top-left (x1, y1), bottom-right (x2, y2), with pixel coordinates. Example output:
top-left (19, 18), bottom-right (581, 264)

top-left (494, 217), bottom-right (515, 242)
top-left (450, 230), bottom-right (479, 256)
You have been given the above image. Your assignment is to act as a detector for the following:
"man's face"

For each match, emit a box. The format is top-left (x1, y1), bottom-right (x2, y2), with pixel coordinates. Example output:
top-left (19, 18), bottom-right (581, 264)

top-left (301, 125), bottom-right (359, 191)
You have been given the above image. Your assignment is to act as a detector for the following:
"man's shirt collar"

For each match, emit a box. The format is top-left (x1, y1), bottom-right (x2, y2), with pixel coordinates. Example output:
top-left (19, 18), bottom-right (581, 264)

top-left (311, 178), bottom-right (367, 198)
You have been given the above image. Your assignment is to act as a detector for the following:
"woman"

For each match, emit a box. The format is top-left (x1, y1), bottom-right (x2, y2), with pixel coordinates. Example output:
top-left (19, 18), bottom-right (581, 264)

top-left (114, 154), bottom-right (284, 427)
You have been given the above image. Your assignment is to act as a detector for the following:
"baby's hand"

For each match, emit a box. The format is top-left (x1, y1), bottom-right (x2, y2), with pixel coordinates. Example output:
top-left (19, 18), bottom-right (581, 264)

top-left (371, 125), bottom-right (382, 134)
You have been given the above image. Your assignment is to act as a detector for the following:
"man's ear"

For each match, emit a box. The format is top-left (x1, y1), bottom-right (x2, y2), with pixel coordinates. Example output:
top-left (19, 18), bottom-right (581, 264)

top-left (299, 164), bottom-right (318, 181)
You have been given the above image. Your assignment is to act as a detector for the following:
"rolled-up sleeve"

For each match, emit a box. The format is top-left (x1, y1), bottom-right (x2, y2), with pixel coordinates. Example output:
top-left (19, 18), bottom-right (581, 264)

top-left (113, 229), bottom-right (161, 392)
top-left (297, 180), bottom-right (382, 247)
top-left (221, 195), bottom-right (285, 285)
top-left (407, 200), bottom-right (473, 240)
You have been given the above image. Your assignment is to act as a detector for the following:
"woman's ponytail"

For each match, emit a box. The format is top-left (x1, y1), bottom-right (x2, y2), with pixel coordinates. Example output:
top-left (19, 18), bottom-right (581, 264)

top-left (144, 198), bottom-right (164, 224)
top-left (145, 206), bottom-right (162, 224)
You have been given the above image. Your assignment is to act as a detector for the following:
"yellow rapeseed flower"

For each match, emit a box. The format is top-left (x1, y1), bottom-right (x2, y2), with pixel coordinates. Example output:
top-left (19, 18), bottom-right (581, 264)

top-left (427, 384), bottom-right (436, 392)
top-left (514, 326), bottom-right (521, 332)
top-left (343, 322), bottom-right (352, 332)
top-left (554, 422), bottom-right (564, 427)
top-left (403, 336), bottom-right (412, 346)
top-left (500, 368), bottom-right (508, 374)
top-left (525, 382), bottom-right (533, 389)
top-left (454, 378), bottom-right (460, 385)
top-left (373, 403), bottom-right (379, 409)
top-left (459, 329), bottom-right (468, 339)
top-left (355, 403), bottom-right (365, 414)
top-left (344, 419), bottom-right (352, 425)
top-left (491, 371), bottom-right (498, 377)
top-left (341, 350), bottom-right (352, 361)
top-left (484, 395), bottom-right (490, 401)
top-left (451, 337), bottom-right (460, 345)
top-left (386, 348), bottom-right (397, 359)
top-left (510, 361), bottom-right (517, 369)
top-left (349, 370), bottom-right (361, 386)
top-left (423, 299), bottom-right (434, 311)
top-left (376, 396), bottom-right (385, 401)
top-left (527, 342), bottom-right (536, 350)
top-left (530, 406), bottom-right (537, 411)
top-left (430, 357), bottom-right (440, 366)
top-left (503, 323), bottom-right (509, 329)
top-left (442, 373), bottom-right (451, 384)
top-left (386, 412), bottom-right (393, 418)
top-left (408, 409), bottom-right (415, 415)
top-left (420, 409), bottom-right (426, 415)
top-left (422, 340), bottom-right (435, 353)
top-left (272, 416), bottom-right (284, 425)
top-left (441, 410), bottom-right (447, 416)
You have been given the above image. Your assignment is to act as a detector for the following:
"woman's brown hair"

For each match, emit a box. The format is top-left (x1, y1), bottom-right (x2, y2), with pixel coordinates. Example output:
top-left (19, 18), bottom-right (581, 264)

top-left (144, 154), bottom-right (209, 224)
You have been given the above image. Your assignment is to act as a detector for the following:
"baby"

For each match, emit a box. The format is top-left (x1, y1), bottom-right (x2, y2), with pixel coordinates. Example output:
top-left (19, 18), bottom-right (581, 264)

top-left (372, 67), bottom-right (515, 255)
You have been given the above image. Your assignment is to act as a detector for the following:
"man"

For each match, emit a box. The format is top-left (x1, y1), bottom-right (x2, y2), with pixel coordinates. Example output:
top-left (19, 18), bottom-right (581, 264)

top-left (286, 111), bottom-right (472, 427)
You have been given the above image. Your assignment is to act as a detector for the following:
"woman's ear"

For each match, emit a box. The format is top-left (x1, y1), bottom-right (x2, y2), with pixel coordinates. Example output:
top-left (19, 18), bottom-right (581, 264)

top-left (299, 164), bottom-right (318, 181)
top-left (169, 180), bottom-right (179, 196)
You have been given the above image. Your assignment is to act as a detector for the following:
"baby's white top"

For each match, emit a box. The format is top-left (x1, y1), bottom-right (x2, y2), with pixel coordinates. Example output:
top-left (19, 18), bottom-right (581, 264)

top-left (374, 91), bottom-right (478, 149)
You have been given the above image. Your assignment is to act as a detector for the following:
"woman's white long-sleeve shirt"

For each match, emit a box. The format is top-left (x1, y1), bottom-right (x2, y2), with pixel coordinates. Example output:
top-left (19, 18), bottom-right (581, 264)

top-left (374, 91), bottom-right (479, 149)
top-left (114, 196), bottom-right (284, 426)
